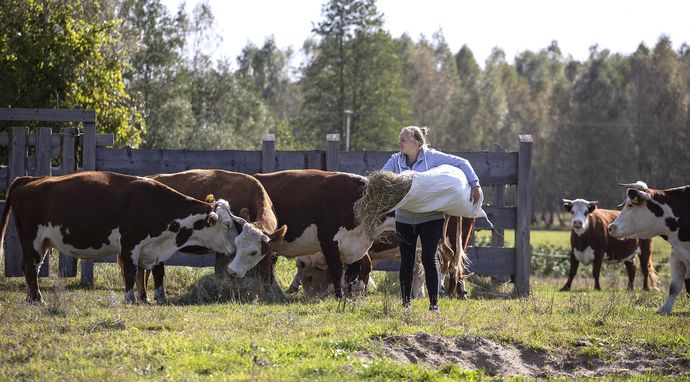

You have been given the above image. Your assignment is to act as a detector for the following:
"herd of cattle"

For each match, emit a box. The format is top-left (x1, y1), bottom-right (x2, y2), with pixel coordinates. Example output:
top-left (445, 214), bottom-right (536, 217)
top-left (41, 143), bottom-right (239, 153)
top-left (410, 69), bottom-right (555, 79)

top-left (0, 169), bottom-right (688, 314)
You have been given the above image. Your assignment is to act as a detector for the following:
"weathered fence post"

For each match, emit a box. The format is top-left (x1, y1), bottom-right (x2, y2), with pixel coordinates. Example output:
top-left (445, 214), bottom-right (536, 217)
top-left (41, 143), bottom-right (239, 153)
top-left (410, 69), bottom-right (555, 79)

top-left (4, 127), bottom-right (27, 277)
top-left (491, 144), bottom-right (506, 248)
top-left (261, 134), bottom-right (276, 173)
top-left (36, 127), bottom-right (52, 277)
top-left (515, 135), bottom-right (533, 297)
top-left (80, 121), bottom-right (97, 287)
top-left (58, 127), bottom-right (78, 277)
top-left (326, 134), bottom-right (340, 171)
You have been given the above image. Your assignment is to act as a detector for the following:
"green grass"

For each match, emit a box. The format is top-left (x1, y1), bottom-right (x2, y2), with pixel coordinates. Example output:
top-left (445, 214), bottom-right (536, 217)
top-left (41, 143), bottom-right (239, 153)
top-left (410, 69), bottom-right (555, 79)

top-left (0, 231), bottom-right (687, 381)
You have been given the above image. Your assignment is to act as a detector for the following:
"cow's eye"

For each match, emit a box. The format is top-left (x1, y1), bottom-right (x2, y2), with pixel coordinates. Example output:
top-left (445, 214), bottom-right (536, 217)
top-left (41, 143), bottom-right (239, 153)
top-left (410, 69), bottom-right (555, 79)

top-left (250, 251), bottom-right (258, 257)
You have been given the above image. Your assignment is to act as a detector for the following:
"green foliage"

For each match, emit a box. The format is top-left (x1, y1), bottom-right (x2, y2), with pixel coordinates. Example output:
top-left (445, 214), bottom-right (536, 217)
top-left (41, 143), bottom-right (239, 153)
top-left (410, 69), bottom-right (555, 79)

top-left (0, 0), bottom-right (143, 146)
top-left (295, 0), bottom-right (410, 150)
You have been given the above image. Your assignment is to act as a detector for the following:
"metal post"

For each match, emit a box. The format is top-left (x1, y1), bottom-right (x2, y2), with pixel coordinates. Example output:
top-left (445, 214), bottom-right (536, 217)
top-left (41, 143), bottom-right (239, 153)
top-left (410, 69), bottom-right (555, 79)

top-left (344, 109), bottom-right (353, 151)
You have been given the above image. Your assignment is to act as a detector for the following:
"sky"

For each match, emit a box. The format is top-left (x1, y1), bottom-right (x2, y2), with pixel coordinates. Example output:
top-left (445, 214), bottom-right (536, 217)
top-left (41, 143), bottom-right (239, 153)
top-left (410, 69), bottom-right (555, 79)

top-left (163, 0), bottom-right (689, 67)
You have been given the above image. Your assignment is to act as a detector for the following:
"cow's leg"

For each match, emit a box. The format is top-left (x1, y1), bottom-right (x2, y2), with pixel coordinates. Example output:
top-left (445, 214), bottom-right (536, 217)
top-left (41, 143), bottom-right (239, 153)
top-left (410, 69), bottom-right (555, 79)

top-left (560, 252), bottom-right (579, 291)
top-left (120, 251), bottom-right (138, 303)
top-left (623, 260), bottom-right (637, 290)
top-left (685, 278), bottom-right (690, 297)
top-left (346, 254), bottom-right (372, 294)
top-left (592, 254), bottom-right (604, 290)
top-left (320, 239), bottom-right (345, 299)
top-left (639, 238), bottom-right (654, 290)
top-left (344, 260), bottom-right (360, 295)
top-left (286, 270), bottom-right (301, 294)
top-left (410, 251), bottom-right (426, 298)
top-left (136, 266), bottom-right (150, 303)
top-left (358, 254), bottom-right (373, 294)
top-left (21, 242), bottom-right (46, 304)
top-left (152, 264), bottom-right (166, 304)
top-left (658, 251), bottom-right (685, 314)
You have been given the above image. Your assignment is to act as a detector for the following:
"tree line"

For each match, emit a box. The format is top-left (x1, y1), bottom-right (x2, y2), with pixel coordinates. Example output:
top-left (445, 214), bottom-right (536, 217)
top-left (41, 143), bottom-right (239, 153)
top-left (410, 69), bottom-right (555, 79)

top-left (1, 0), bottom-right (688, 218)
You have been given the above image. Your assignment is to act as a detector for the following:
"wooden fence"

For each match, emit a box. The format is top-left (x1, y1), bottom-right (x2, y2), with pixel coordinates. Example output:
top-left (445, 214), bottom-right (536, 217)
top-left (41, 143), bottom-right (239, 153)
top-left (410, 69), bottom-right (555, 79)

top-left (1, 108), bottom-right (533, 296)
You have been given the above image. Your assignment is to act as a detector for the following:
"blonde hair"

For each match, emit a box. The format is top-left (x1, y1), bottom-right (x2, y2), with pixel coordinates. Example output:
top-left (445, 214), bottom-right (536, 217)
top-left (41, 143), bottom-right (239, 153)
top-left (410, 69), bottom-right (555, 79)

top-left (401, 126), bottom-right (429, 147)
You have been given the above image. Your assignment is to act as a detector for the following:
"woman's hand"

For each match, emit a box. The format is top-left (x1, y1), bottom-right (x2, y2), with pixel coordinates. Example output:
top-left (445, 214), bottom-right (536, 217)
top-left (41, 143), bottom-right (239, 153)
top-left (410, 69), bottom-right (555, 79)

top-left (470, 186), bottom-right (481, 205)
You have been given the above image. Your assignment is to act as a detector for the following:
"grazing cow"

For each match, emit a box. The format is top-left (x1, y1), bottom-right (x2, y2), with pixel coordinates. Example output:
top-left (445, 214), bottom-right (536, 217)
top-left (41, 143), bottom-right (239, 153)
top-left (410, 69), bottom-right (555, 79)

top-left (138, 169), bottom-right (288, 303)
top-left (0, 171), bottom-right (242, 303)
top-left (229, 170), bottom-right (395, 298)
top-left (560, 198), bottom-right (656, 291)
top-left (608, 182), bottom-right (690, 314)
top-left (290, 215), bottom-right (475, 299)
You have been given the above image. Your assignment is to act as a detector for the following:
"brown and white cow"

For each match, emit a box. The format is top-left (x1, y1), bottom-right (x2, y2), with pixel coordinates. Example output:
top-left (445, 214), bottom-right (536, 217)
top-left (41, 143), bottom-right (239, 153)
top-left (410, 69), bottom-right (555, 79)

top-left (229, 170), bottom-right (395, 298)
top-left (0, 171), bottom-right (243, 304)
top-left (608, 182), bottom-right (690, 314)
top-left (290, 215), bottom-right (475, 299)
top-left (138, 169), bottom-right (287, 303)
top-left (560, 198), bottom-right (657, 291)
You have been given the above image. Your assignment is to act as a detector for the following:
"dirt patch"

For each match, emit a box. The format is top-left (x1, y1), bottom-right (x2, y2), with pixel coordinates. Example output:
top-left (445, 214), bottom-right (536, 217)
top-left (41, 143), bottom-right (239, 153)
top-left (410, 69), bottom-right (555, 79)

top-left (371, 333), bottom-right (690, 378)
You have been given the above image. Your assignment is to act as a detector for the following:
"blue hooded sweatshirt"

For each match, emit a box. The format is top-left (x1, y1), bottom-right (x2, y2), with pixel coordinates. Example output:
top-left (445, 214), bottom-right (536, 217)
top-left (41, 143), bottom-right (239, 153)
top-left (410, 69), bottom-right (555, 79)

top-left (381, 145), bottom-right (480, 224)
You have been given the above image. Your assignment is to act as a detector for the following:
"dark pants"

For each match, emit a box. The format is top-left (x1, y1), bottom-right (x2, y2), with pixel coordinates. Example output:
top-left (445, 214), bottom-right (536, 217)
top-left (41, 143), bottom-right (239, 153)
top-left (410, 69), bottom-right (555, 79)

top-left (396, 219), bottom-right (444, 306)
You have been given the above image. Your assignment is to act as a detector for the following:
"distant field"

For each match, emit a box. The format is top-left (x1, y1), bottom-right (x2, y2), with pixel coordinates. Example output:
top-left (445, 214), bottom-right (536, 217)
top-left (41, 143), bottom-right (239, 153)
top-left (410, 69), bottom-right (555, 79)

top-left (0, 230), bottom-right (686, 380)
top-left (476, 229), bottom-right (673, 263)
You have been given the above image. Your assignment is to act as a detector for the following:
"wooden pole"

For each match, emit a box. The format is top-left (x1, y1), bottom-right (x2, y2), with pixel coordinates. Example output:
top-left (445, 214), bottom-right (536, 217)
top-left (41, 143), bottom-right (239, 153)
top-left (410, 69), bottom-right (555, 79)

top-left (515, 135), bottom-right (533, 297)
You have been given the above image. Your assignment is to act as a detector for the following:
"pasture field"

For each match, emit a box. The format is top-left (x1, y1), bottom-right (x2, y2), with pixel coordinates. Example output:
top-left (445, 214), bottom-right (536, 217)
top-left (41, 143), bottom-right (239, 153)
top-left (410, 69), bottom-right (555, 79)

top-left (0, 231), bottom-right (687, 381)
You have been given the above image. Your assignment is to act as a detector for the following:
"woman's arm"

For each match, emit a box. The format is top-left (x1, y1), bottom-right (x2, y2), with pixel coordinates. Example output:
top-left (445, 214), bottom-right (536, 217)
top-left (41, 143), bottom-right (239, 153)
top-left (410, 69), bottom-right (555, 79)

top-left (381, 153), bottom-right (399, 173)
top-left (429, 150), bottom-right (480, 187)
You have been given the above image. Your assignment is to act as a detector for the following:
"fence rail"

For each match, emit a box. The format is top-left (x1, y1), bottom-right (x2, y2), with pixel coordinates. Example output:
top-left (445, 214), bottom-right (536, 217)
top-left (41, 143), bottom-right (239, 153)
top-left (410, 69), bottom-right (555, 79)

top-left (1, 108), bottom-right (533, 296)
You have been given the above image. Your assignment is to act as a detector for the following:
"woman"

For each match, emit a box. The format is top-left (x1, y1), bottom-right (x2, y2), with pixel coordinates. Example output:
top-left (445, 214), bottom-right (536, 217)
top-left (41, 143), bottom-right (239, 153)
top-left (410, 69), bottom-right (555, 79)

top-left (382, 126), bottom-right (481, 312)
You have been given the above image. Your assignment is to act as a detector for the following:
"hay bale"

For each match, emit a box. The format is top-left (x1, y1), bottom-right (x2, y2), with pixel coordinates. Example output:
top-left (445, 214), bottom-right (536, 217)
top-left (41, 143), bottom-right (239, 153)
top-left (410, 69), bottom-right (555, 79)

top-left (355, 170), bottom-right (412, 239)
top-left (173, 273), bottom-right (268, 304)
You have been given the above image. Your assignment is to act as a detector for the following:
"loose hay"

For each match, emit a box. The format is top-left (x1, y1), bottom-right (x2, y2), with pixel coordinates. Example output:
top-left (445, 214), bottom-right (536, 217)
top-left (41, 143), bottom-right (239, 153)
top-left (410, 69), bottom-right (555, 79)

top-left (355, 170), bottom-right (412, 239)
top-left (174, 272), bottom-right (268, 305)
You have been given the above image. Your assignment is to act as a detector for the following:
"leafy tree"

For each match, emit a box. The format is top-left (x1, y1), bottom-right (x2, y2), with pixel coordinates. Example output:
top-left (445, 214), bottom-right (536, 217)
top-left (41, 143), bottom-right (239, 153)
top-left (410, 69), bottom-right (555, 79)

top-left (400, 31), bottom-right (460, 151)
top-left (0, 0), bottom-right (143, 145)
top-left (450, 45), bottom-right (482, 151)
top-left (237, 37), bottom-right (301, 125)
top-left (118, 0), bottom-right (189, 148)
top-left (625, 37), bottom-right (688, 188)
top-left (296, 0), bottom-right (410, 150)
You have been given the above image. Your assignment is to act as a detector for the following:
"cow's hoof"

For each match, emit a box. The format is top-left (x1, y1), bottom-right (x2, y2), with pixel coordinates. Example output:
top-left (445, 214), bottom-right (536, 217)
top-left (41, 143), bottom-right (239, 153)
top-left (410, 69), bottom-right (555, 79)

top-left (26, 297), bottom-right (45, 305)
top-left (559, 286), bottom-right (570, 292)
top-left (124, 290), bottom-right (136, 304)
top-left (657, 308), bottom-right (672, 315)
top-left (286, 285), bottom-right (299, 294)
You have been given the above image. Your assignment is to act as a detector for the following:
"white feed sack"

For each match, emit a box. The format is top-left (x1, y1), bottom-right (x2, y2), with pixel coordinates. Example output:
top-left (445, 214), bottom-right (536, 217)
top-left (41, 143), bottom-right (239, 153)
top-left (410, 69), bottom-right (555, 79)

top-left (391, 164), bottom-right (487, 219)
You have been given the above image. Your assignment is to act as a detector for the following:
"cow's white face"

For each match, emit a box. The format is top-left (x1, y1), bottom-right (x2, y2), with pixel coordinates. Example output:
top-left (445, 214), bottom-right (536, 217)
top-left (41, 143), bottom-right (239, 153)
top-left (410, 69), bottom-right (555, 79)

top-left (562, 199), bottom-right (598, 236)
top-left (609, 189), bottom-right (669, 240)
top-left (227, 222), bottom-right (270, 278)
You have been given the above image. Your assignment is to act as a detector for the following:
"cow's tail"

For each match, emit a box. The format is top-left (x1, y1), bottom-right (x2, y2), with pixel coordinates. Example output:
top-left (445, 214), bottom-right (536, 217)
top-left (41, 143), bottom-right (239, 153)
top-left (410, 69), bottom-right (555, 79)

top-left (0, 177), bottom-right (32, 257)
top-left (642, 238), bottom-right (660, 290)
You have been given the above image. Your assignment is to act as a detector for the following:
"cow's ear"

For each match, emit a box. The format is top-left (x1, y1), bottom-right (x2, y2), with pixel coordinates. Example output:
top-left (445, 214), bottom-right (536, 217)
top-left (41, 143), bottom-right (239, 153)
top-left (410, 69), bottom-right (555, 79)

top-left (207, 212), bottom-right (218, 226)
top-left (269, 225), bottom-right (288, 241)
top-left (587, 201), bottom-right (599, 213)
top-left (627, 189), bottom-right (651, 206)
top-left (239, 207), bottom-right (251, 221)
top-left (562, 199), bottom-right (573, 212)
top-left (205, 194), bottom-right (215, 203)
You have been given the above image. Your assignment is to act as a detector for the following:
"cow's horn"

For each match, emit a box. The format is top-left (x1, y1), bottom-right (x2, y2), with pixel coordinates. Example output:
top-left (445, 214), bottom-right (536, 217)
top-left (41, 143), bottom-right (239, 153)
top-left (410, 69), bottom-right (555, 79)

top-left (618, 181), bottom-right (648, 191)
